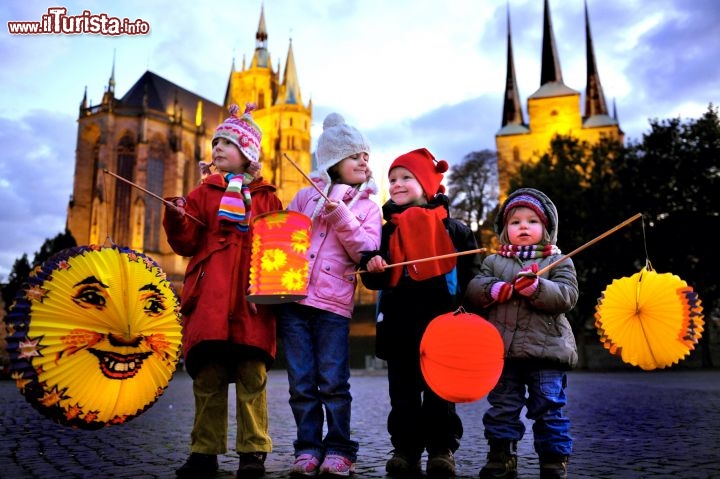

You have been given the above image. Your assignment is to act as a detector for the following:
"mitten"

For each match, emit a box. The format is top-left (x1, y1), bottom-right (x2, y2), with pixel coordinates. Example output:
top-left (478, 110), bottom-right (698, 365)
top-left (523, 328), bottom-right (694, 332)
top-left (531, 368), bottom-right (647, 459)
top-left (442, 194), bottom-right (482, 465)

top-left (491, 281), bottom-right (514, 303)
top-left (514, 263), bottom-right (539, 296)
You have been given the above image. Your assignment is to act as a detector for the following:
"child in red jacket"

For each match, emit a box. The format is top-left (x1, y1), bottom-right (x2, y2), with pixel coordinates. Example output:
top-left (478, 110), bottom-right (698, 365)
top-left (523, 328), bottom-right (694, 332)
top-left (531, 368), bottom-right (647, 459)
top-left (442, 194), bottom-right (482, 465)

top-left (163, 104), bottom-right (283, 479)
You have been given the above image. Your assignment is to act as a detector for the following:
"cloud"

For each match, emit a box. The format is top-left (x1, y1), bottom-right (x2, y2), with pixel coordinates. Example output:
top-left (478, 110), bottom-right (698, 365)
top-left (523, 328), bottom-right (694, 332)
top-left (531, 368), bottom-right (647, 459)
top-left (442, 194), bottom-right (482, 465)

top-left (0, 111), bottom-right (75, 279)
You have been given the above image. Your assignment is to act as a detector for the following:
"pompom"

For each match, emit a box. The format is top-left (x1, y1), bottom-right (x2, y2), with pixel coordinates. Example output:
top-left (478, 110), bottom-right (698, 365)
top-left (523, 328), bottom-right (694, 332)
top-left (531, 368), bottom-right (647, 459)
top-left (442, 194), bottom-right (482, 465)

top-left (228, 104), bottom-right (240, 117)
top-left (323, 112), bottom-right (345, 130)
top-left (436, 159), bottom-right (449, 174)
top-left (244, 102), bottom-right (257, 114)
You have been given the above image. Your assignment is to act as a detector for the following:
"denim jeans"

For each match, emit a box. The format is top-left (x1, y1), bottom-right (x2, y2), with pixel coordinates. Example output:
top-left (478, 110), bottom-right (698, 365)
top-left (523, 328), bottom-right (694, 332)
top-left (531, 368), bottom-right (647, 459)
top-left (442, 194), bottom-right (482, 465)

top-left (277, 303), bottom-right (359, 462)
top-left (483, 363), bottom-right (572, 457)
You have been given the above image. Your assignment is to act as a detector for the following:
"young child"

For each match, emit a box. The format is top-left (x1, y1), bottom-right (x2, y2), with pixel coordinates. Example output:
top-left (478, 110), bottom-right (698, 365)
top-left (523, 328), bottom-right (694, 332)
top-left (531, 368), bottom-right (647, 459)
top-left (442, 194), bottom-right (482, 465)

top-left (359, 148), bottom-right (478, 479)
top-left (465, 187), bottom-right (579, 479)
top-left (163, 104), bottom-right (283, 479)
top-left (276, 113), bottom-right (382, 476)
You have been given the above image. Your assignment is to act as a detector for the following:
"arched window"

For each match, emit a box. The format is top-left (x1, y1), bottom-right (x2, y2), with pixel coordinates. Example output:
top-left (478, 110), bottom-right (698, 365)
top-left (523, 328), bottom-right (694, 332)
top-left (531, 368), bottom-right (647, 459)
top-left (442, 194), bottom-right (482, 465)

top-left (114, 134), bottom-right (135, 245)
top-left (144, 138), bottom-right (166, 251)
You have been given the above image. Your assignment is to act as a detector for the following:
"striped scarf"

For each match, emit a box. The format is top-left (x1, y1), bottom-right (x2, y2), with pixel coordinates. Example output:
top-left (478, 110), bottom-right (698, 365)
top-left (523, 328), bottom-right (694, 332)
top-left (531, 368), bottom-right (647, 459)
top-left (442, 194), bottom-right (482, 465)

top-left (498, 244), bottom-right (561, 259)
top-left (218, 173), bottom-right (252, 231)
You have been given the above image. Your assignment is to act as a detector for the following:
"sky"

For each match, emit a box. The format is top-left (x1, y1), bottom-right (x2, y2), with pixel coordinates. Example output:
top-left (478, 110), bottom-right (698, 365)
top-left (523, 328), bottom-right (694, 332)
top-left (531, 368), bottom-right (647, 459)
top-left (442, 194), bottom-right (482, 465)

top-left (0, 0), bottom-right (718, 280)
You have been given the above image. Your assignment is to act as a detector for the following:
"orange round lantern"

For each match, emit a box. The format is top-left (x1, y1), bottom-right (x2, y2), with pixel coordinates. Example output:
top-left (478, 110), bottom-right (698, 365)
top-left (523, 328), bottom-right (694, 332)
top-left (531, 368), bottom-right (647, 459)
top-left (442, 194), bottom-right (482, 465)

top-left (420, 309), bottom-right (505, 403)
top-left (248, 210), bottom-right (311, 304)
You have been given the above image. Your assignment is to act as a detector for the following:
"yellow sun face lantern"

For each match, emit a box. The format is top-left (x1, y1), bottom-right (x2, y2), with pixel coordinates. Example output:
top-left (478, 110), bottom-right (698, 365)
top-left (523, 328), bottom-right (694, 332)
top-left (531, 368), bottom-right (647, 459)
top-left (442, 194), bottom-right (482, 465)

top-left (5, 244), bottom-right (182, 429)
top-left (247, 210), bottom-right (311, 304)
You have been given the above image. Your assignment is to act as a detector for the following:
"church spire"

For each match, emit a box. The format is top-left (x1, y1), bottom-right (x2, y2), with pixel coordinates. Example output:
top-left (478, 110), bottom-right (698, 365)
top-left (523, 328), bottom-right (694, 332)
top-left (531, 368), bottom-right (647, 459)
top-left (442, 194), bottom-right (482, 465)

top-left (501, 3), bottom-right (524, 128)
top-left (280, 38), bottom-right (302, 105)
top-left (108, 49), bottom-right (116, 94)
top-left (250, 4), bottom-right (270, 68)
top-left (584, 0), bottom-right (609, 117)
top-left (540, 0), bottom-right (563, 86)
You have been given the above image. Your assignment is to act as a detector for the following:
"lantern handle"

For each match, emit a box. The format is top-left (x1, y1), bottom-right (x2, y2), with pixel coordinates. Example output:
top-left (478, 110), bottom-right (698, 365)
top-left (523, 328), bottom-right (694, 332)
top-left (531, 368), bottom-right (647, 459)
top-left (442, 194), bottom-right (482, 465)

top-left (536, 212), bottom-right (643, 276)
top-left (356, 248), bottom-right (487, 274)
top-left (283, 153), bottom-right (332, 203)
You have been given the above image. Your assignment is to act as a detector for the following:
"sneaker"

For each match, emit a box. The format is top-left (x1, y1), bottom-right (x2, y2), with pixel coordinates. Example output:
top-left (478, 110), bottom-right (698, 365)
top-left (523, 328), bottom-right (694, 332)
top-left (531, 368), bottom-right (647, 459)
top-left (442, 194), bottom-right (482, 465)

top-left (319, 454), bottom-right (356, 477)
top-left (291, 454), bottom-right (321, 476)
top-left (427, 451), bottom-right (456, 478)
top-left (237, 452), bottom-right (267, 479)
top-left (176, 453), bottom-right (218, 479)
top-left (540, 455), bottom-right (568, 479)
top-left (385, 451), bottom-right (421, 477)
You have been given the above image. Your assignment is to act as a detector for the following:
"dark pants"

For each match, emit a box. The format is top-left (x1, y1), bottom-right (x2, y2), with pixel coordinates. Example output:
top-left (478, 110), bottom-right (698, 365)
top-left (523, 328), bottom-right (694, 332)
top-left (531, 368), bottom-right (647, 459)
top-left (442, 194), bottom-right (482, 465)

top-left (386, 344), bottom-right (463, 458)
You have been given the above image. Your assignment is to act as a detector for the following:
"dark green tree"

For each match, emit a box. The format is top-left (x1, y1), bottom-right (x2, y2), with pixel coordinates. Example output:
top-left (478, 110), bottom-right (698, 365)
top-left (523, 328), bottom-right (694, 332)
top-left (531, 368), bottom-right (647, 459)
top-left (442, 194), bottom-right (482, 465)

top-left (1, 254), bottom-right (32, 313)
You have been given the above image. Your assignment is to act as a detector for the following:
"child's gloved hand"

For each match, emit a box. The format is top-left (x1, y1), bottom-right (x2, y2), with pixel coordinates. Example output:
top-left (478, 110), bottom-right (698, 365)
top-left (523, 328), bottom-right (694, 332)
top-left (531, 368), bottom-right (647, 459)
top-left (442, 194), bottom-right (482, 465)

top-left (514, 263), bottom-right (539, 296)
top-left (491, 281), bottom-right (514, 303)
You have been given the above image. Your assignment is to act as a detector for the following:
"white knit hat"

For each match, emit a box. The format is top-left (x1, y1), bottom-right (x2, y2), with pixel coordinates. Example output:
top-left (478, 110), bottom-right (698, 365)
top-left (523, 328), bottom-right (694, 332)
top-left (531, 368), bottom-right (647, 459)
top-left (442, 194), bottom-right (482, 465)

top-left (309, 113), bottom-right (374, 219)
top-left (313, 113), bottom-right (371, 184)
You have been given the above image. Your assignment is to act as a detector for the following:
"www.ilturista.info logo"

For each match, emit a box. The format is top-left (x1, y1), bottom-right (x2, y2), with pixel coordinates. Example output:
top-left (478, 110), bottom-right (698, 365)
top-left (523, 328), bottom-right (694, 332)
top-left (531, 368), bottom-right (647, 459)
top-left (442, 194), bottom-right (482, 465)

top-left (7, 7), bottom-right (150, 35)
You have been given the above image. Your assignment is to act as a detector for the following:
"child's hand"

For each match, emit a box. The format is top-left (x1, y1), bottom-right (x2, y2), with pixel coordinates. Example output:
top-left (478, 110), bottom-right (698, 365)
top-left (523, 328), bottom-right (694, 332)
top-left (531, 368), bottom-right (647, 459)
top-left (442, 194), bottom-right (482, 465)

top-left (514, 263), bottom-right (539, 296)
top-left (491, 281), bottom-right (514, 303)
top-left (323, 200), bottom-right (339, 214)
top-left (365, 255), bottom-right (388, 273)
top-left (167, 197), bottom-right (187, 218)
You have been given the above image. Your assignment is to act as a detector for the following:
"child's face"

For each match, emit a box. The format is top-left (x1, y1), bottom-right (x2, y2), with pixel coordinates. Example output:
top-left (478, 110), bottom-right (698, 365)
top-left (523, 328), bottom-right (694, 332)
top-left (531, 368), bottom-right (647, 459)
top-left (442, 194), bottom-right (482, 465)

top-left (211, 138), bottom-right (248, 174)
top-left (506, 206), bottom-right (544, 245)
top-left (333, 152), bottom-right (370, 186)
top-left (388, 166), bottom-right (426, 206)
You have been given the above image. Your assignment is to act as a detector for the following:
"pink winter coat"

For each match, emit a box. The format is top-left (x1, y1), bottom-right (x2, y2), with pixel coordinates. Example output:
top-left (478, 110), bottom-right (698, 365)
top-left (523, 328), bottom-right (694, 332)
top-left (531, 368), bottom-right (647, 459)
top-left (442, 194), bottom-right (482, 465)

top-left (289, 181), bottom-right (382, 318)
top-left (163, 173), bottom-right (283, 377)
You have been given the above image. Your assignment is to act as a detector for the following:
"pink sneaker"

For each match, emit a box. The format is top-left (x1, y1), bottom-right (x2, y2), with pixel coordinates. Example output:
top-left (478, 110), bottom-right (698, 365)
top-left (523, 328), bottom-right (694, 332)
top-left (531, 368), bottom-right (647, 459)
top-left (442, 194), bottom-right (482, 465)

top-left (319, 454), bottom-right (356, 476)
top-left (290, 454), bottom-right (321, 476)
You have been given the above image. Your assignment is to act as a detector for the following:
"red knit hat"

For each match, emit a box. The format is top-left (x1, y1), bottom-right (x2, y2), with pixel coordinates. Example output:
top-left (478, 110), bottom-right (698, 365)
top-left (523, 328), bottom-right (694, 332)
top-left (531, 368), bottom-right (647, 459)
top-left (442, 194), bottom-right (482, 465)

top-left (389, 148), bottom-right (448, 200)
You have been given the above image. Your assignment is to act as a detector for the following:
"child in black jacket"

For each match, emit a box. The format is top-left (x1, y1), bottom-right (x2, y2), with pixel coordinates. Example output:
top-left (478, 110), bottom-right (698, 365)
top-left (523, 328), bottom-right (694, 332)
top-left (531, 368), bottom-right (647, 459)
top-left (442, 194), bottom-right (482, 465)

top-left (359, 148), bottom-right (478, 479)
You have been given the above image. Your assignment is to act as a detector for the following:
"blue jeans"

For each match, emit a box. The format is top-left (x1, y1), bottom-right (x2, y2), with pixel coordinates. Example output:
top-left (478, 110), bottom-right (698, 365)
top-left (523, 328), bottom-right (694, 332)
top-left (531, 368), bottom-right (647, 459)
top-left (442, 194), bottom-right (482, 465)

top-left (483, 363), bottom-right (572, 457)
top-left (277, 303), bottom-right (359, 462)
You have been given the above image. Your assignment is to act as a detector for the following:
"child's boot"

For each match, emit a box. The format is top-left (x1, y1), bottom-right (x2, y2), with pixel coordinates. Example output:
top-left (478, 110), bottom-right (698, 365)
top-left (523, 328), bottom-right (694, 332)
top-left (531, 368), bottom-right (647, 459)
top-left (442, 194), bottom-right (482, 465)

top-left (539, 454), bottom-right (568, 479)
top-left (478, 440), bottom-right (517, 479)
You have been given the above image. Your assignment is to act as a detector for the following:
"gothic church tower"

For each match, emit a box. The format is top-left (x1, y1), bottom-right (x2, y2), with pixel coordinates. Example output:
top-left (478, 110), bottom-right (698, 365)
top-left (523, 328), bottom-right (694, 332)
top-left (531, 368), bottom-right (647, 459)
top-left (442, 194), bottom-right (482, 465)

top-left (66, 6), bottom-right (311, 284)
top-left (495, 0), bottom-right (623, 201)
top-left (224, 5), bottom-right (313, 207)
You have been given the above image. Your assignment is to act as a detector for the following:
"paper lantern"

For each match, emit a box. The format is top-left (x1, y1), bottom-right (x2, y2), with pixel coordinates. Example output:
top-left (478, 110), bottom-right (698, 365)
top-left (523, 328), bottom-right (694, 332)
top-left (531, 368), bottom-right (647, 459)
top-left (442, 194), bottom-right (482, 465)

top-left (248, 210), bottom-right (311, 304)
top-left (420, 309), bottom-right (504, 403)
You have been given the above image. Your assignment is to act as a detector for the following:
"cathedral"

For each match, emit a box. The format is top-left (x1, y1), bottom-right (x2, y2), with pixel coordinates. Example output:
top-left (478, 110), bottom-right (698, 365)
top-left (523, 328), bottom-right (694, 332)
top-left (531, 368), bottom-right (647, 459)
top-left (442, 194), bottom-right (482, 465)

top-left (67, 6), bottom-right (312, 285)
top-left (495, 0), bottom-right (624, 200)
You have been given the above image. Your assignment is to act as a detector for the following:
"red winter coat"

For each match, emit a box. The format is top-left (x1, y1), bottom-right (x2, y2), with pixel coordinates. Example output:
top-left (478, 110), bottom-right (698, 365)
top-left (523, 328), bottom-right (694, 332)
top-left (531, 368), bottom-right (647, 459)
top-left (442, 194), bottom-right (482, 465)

top-left (163, 173), bottom-right (283, 378)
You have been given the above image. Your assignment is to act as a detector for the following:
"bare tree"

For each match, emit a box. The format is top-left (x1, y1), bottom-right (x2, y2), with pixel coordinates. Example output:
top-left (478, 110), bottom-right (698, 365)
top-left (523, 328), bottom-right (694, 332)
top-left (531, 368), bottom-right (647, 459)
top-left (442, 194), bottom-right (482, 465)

top-left (446, 150), bottom-right (499, 242)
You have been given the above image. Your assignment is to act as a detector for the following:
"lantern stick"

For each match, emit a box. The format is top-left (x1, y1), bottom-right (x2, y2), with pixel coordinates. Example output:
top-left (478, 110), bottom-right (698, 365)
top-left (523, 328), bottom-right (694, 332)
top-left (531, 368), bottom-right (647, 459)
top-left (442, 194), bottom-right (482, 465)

top-left (536, 212), bottom-right (643, 276)
top-left (357, 248), bottom-right (487, 274)
top-left (283, 153), bottom-right (332, 203)
top-left (102, 168), bottom-right (206, 227)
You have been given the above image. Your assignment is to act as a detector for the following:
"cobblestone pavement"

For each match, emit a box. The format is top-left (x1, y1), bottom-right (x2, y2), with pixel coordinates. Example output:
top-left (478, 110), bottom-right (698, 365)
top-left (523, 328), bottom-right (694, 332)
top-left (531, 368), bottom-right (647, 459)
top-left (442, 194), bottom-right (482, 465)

top-left (1, 368), bottom-right (719, 479)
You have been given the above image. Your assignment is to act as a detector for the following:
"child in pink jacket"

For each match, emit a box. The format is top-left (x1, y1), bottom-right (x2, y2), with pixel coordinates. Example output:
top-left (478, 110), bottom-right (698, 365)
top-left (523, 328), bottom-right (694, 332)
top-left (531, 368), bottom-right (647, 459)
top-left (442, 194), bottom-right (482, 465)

top-left (277, 113), bottom-right (382, 477)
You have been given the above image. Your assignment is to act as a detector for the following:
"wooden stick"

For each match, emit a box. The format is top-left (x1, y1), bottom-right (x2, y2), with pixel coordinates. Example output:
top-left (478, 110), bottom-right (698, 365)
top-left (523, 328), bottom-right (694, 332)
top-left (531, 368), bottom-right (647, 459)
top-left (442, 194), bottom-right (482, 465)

top-left (357, 248), bottom-right (487, 274)
top-left (536, 212), bottom-right (643, 275)
top-left (283, 153), bottom-right (331, 202)
top-left (102, 169), bottom-right (206, 227)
